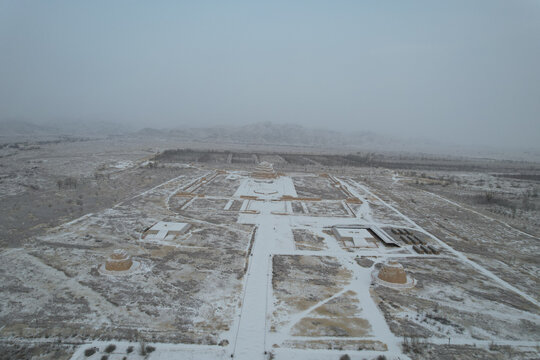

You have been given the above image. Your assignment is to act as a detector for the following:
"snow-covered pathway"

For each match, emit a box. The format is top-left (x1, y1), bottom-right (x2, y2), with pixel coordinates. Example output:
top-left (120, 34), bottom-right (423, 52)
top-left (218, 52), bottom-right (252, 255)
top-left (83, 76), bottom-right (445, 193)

top-left (233, 214), bottom-right (284, 359)
top-left (232, 175), bottom-right (413, 359)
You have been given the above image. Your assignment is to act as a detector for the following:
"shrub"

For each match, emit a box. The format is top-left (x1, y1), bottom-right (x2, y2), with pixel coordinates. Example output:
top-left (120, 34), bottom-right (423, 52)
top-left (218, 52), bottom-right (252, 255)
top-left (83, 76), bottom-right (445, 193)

top-left (57, 176), bottom-right (78, 189)
top-left (403, 336), bottom-right (426, 354)
top-left (139, 340), bottom-right (147, 356)
top-left (100, 356), bottom-right (108, 360)
top-left (339, 355), bottom-right (350, 360)
top-left (104, 344), bottom-right (116, 353)
top-left (146, 345), bottom-right (156, 353)
top-left (126, 346), bottom-right (133, 353)
top-left (84, 347), bottom-right (97, 357)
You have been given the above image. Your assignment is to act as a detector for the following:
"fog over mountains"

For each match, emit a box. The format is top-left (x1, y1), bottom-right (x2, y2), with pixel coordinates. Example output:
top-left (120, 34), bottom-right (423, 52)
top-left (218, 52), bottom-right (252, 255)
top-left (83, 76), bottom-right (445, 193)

top-left (138, 122), bottom-right (391, 148)
top-left (0, 119), bottom-right (440, 149)
top-left (1, 119), bottom-right (538, 161)
top-left (0, 119), bottom-right (130, 137)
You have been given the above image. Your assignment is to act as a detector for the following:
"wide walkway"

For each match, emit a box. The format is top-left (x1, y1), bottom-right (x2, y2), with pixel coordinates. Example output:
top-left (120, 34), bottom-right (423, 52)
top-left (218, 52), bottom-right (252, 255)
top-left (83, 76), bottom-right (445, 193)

top-left (233, 215), bottom-right (274, 359)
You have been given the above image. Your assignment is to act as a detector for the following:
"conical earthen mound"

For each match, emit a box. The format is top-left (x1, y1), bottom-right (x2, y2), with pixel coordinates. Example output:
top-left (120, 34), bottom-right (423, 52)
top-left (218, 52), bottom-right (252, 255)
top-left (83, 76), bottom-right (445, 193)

top-left (251, 162), bottom-right (277, 179)
top-left (105, 249), bottom-right (133, 271)
top-left (378, 261), bottom-right (407, 284)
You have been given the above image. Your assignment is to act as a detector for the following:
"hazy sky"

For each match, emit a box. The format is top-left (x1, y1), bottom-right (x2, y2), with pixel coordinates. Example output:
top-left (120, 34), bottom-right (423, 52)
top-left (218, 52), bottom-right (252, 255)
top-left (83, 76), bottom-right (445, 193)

top-left (1, 1), bottom-right (539, 148)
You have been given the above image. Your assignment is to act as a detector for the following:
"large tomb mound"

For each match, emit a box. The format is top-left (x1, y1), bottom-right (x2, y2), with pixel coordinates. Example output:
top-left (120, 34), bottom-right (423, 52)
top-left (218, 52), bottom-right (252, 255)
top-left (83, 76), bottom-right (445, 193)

top-left (251, 161), bottom-right (278, 179)
top-left (105, 249), bottom-right (133, 271)
top-left (378, 261), bottom-right (407, 283)
top-left (99, 249), bottom-right (142, 275)
top-left (373, 260), bottom-right (415, 289)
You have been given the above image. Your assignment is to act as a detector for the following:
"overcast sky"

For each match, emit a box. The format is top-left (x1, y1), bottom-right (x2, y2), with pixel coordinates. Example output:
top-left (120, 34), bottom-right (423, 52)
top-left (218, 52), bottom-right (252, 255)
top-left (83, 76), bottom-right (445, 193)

top-left (1, 1), bottom-right (539, 148)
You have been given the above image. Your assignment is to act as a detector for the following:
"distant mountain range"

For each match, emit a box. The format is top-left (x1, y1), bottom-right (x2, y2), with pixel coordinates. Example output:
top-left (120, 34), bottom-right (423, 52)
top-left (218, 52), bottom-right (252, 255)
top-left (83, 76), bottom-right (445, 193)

top-left (1, 120), bottom-right (391, 148)
top-left (136, 122), bottom-right (450, 155)
top-left (0, 119), bottom-right (432, 151)
top-left (0, 119), bottom-right (132, 137)
top-left (1, 119), bottom-right (538, 161)
top-left (137, 122), bottom-right (404, 149)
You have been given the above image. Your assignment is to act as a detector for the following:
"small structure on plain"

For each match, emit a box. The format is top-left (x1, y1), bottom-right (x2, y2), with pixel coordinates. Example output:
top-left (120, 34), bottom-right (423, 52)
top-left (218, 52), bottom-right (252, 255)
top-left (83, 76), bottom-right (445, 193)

top-left (144, 221), bottom-right (191, 241)
top-left (333, 227), bottom-right (378, 248)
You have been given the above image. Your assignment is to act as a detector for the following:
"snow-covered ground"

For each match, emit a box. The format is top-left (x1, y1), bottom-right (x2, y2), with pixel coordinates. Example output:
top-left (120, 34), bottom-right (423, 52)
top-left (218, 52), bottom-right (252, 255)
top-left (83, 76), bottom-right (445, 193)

top-left (2, 163), bottom-right (537, 360)
top-left (232, 175), bottom-right (409, 359)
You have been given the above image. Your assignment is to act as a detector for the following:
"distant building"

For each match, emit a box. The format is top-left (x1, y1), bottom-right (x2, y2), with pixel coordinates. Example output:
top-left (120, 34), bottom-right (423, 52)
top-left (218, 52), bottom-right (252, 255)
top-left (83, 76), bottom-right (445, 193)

top-left (333, 225), bottom-right (400, 248)
top-left (333, 227), bottom-right (378, 248)
top-left (144, 221), bottom-right (191, 241)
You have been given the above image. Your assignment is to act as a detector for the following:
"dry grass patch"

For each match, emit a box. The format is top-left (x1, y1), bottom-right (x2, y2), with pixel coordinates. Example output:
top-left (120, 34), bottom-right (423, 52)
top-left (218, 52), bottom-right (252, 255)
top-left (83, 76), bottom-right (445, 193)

top-left (283, 339), bottom-right (387, 351)
top-left (311, 290), bottom-right (361, 317)
top-left (291, 317), bottom-right (372, 337)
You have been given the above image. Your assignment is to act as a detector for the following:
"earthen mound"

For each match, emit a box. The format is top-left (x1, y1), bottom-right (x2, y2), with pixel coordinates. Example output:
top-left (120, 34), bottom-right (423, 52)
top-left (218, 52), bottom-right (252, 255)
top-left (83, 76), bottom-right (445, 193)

top-left (252, 162), bottom-right (278, 179)
top-left (105, 249), bottom-right (133, 271)
top-left (372, 260), bottom-right (415, 289)
top-left (378, 261), bottom-right (407, 284)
